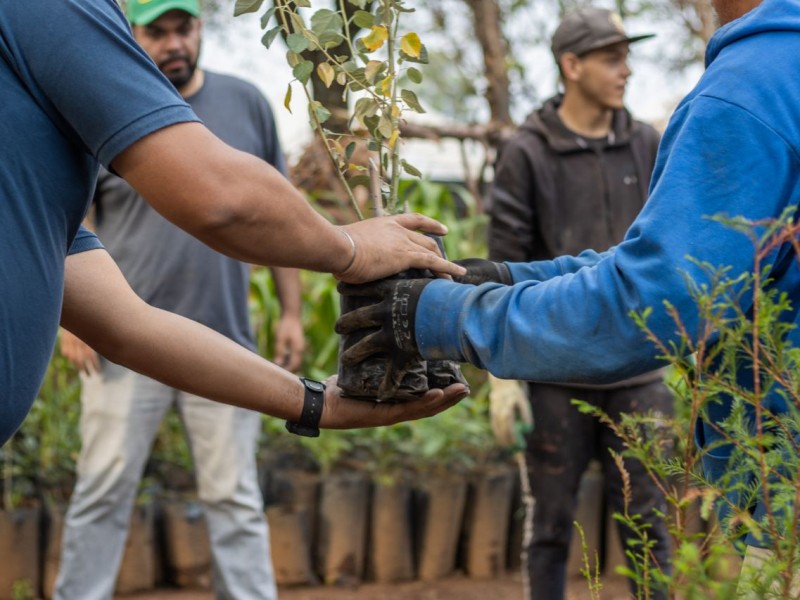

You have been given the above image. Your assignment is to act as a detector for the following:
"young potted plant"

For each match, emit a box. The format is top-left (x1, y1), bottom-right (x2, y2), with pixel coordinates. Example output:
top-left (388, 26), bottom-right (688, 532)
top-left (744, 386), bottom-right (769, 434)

top-left (238, 0), bottom-right (464, 401)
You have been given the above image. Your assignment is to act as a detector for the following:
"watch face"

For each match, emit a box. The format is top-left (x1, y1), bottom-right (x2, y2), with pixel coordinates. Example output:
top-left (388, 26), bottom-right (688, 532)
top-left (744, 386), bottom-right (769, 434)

top-left (307, 380), bottom-right (325, 393)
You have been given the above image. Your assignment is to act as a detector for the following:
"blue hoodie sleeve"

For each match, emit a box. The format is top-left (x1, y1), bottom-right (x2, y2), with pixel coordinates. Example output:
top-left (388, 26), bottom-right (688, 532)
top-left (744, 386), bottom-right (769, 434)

top-left (417, 95), bottom-right (800, 383)
top-left (506, 248), bottom-right (613, 283)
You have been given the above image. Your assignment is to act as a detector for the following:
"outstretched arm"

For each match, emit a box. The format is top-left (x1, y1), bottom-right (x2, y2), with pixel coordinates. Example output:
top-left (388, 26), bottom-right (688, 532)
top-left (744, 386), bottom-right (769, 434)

top-left (61, 249), bottom-right (468, 428)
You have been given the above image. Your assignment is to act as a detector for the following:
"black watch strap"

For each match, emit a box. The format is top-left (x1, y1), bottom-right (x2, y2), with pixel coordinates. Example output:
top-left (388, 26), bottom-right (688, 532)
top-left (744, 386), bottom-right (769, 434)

top-left (285, 377), bottom-right (325, 437)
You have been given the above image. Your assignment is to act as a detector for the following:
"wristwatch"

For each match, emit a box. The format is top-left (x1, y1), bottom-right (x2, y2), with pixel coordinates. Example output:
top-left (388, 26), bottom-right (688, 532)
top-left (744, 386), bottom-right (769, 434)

top-left (285, 377), bottom-right (326, 437)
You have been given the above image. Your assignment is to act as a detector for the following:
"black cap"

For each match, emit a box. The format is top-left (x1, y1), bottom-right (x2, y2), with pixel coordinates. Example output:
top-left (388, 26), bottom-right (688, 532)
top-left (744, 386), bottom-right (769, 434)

top-left (551, 8), bottom-right (654, 62)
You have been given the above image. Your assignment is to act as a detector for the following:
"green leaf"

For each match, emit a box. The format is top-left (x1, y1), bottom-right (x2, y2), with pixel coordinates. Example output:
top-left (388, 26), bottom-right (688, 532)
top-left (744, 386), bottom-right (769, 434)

top-left (352, 10), bottom-right (374, 29)
top-left (307, 9), bottom-right (344, 49)
top-left (407, 67), bottom-right (423, 84)
top-left (353, 97), bottom-right (378, 123)
top-left (348, 174), bottom-right (370, 188)
top-left (345, 142), bottom-right (356, 161)
top-left (286, 50), bottom-right (302, 68)
top-left (286, 33), bottom-right (310, 53)
top-left (234, 0), bottom-right (264, 17)
top-left (289, 11), bottom-right (306, 32)
top-left (378, 114), bottom-right (393, 139)
top-left (283, 83), bottom-right (293, 114)
top-left (260, 6), bottom-right (276, 29)
top-left (401, 89), bottom-right (425, 113)
top-left (261, 26), bottom-right (281, 50)
top-left (364, 60), bottom-right (384, 84)
top-left (363, 114), bottom-right (380, 137)
top-left (293, 60), bottom-right (314, 84)
top-left (293, 0), bottom-right (311, 6)
top-left (311, 9), bottom-right (344, 37)
top-left (401, 160), bottom-right (421, 178)
top-left (347, 0), bottom-right (368, 8)
top-left (311, 102), bottom-right (332, 124)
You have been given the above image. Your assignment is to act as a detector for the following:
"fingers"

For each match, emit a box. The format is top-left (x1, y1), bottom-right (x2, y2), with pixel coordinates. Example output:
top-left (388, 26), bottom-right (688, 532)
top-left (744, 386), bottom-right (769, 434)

top-left (273, 324), bottom-right (305, 372)
top-left (399, 383), bottom-right (469, 420)
top-left (60, 330), bottom-right (100, 375)
top-left (335, 303), bottom-right (385, 335)
top-left (416, 254), bottom-right (466, 279)
top-left (85, 351), bottom-right (101, 376)
top-left (336, 280), bottom-right (390, 299)
top-left (393, 212), bottom-right (449, 236)
top-left (339, 331), bottom-right (384, 366)
top-left (336, 217), bottom-right (465, 283)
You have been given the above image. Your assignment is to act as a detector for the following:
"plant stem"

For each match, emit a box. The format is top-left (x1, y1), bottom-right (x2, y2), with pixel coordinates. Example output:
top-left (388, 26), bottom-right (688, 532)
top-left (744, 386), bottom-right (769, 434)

top-left (385, 1), bottom-right (401, 213)
top-left (275, 0), bottom-right (364, 220)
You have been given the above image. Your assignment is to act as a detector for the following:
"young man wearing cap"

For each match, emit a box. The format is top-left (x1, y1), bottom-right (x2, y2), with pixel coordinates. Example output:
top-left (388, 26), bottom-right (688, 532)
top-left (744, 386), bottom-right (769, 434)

top-left (485, 8), bottom-right (670, 599)
top-left (336, 0), bottom-right (800, 593)
top-left (0, 1), bottom-right (467, 452)
top-left (53, 2), bottom-right (302, 597)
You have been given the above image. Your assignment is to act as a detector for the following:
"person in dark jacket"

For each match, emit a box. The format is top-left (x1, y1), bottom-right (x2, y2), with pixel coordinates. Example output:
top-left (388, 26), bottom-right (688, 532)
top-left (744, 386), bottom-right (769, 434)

top-left (487, 9), bottom-right (672, 599)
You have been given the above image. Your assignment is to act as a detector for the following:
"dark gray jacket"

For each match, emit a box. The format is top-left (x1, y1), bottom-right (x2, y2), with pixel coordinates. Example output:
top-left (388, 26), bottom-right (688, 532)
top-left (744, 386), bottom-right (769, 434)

top-left (488, 95), bottom-right (662, 388)
top-left (488, 95), bottom-right (660, 262)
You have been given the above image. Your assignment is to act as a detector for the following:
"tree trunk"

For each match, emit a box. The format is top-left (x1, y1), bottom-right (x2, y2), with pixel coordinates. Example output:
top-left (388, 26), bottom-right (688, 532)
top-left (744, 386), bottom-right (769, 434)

top-left (463, 0), bottom-right (512, 127)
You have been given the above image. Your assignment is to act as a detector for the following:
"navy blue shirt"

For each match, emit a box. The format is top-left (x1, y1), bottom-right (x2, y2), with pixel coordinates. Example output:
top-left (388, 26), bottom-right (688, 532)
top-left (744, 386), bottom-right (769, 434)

top-left (0, 0), bottom-right (199, 444)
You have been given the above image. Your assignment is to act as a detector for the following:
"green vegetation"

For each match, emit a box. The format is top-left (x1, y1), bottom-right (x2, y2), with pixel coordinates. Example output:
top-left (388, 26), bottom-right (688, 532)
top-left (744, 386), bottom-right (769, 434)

top-left (575, 211), bottom-right (800, 598)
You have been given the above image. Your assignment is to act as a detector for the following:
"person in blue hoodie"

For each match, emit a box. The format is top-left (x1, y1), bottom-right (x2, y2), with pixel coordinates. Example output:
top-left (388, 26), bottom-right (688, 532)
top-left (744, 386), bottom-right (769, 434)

top-left (337, 0), bottom-right (797, 588)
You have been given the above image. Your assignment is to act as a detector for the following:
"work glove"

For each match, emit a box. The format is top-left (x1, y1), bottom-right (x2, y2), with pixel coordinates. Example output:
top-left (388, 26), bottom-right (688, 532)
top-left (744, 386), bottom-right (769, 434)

top-left (336, 277), bottom-right (431, 398)
top-left (453, 258), bottom-right (513, 286)
top-left (336, 277), bottom-right (429, 363)
top-left (488, 374), bottom-right (533, 448)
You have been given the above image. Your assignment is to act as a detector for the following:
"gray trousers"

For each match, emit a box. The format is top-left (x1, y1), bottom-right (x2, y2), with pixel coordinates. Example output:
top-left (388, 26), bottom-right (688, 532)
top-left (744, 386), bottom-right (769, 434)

top-left (54, 361), bottom-right (277, 600)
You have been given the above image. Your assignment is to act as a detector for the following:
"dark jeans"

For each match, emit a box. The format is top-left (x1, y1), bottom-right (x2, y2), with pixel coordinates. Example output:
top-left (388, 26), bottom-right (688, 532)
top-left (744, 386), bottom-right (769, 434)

top-left (521, 380), bottom-right (673, 600)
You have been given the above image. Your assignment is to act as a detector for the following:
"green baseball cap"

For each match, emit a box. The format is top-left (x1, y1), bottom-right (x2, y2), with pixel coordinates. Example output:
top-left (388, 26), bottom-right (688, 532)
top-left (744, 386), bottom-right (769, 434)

top-left (126, 0), bottom-right (201, 26)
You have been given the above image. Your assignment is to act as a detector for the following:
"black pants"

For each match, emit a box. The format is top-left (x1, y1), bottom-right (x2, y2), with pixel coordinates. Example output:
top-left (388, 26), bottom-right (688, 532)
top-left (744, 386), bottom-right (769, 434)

top-left (521, 380), bottom-right (673, 600)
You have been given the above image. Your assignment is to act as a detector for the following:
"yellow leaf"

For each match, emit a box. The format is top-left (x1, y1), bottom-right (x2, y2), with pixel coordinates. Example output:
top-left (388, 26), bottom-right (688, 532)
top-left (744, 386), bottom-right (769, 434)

top-left (391, 105), bottom-right (401, 118)
top-left (283, 83), bottom-right (293, 113)
top-left (379, 75), bottom-right (393, 96)
top-left (362, 26), bottom-right (388, 52)
top-left (364, 60), bottom-right (383, 83)
top-left (400, 32), bottom-right (421, 58)
top-left (388, 129), bottom-right (399, 149)
top-left (317, 62), bottom-right (335, 88)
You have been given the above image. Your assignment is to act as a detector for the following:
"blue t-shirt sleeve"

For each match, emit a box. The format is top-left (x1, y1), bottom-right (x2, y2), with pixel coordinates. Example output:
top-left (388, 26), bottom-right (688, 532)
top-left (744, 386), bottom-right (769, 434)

top-left (0, 0), bottom-right (200, 168)
top-left (68, 226), bottom-right (104, 255)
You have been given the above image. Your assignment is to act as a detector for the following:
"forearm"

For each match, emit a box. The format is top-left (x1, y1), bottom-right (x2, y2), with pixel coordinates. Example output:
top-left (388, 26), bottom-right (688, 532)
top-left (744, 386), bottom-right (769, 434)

top-left (62, 250), bottom-right (466, 428)
top-left (111, 122), bottom-right (463, 284)
top-left (62, 250), bottom-right (305, 420)
top-left (270, 266), bottom-right (303, 319)
top-left (112, 122), bottom-right (352, 273)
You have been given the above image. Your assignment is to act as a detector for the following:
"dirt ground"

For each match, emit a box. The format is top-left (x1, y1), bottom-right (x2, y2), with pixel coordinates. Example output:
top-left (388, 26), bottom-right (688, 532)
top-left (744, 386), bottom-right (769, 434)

top-left (120, 572), bottom-right (632, 600)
